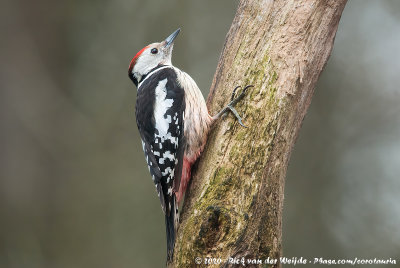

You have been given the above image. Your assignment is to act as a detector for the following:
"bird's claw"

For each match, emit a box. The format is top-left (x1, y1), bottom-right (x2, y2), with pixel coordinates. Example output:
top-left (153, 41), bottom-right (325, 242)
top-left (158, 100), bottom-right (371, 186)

top-left (227, 104), bottom-right (247, 128)
top-left (213, 85), bottom-right (253, 128)
top-left (231, 85), bottom-right (253, 102)
top-left (231, 86), bottom-right (242, 101)
top-left (227, 85), bottom-right (253, 128)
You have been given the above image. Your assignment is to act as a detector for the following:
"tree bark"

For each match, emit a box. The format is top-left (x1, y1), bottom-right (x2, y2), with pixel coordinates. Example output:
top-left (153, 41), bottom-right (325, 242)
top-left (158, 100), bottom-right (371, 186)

top-left (172, 0), bottom-right (347, 267)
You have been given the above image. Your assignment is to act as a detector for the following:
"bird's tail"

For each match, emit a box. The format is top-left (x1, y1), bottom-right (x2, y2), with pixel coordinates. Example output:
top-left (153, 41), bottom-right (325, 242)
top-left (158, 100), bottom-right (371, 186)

top-left (166, 195), bottom-right (179, 263)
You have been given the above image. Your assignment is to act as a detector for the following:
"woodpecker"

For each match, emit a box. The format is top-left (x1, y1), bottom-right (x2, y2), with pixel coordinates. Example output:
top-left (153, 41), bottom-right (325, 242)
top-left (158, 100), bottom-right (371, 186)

top-left (128, 28), bottom-right (250, 262)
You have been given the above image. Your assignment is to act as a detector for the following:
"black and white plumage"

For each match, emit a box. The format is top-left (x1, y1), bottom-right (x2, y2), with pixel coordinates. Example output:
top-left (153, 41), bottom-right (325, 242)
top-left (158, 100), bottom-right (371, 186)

top-left (135, 66), bottom-right (186, 260)
top-left (129, 29), bottom-right (212, 262)
top-left (128, 28), bottom-right (249, 262)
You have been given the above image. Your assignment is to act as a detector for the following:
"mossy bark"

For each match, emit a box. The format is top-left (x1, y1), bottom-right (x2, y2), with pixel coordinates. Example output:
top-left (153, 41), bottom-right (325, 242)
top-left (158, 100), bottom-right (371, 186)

top-left (172, 0), bottom-right (347, 267)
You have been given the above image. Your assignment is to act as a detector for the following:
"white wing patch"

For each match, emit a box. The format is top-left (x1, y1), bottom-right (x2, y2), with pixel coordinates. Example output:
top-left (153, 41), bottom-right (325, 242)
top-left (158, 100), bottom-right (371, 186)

top-left (163, 150), bottom-right (175, 162)
top-left (154, 78), bottom-right (174, 136)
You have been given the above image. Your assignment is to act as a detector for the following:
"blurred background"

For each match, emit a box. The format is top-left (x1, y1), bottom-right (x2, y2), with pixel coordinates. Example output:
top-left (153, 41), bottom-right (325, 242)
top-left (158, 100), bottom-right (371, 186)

top-left (1, 0), bottom-right (399, 267)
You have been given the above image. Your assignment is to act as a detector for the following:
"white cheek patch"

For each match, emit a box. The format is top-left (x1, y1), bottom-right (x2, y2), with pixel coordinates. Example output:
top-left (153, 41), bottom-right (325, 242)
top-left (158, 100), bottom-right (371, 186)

top-left (133, 49), bottom-right (162, 77)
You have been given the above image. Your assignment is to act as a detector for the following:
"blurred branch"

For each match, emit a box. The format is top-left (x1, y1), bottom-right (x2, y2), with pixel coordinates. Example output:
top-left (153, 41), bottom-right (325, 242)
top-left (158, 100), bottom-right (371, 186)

top-left (173, 0), bottom-right (347, 267)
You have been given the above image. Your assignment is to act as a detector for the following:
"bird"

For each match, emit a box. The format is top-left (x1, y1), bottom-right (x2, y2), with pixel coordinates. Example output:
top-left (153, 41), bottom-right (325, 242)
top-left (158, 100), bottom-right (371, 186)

top-left (128, 28), bottom-right (251, 262)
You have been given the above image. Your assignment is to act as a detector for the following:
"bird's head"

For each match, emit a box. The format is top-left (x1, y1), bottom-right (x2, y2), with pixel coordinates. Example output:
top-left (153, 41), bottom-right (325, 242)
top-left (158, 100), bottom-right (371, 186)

top-left (128, 28), bottom-right (180, 86)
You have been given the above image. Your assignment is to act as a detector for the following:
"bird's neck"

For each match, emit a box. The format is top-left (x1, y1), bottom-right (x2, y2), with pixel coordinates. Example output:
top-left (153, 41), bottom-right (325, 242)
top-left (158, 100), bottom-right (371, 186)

top-left (134, 64), bottom-right (169, 88)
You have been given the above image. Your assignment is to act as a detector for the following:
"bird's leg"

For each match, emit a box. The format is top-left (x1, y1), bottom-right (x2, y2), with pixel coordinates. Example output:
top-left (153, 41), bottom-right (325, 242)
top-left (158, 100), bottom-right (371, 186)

top-left (212, 85), bottom-right (253, 128)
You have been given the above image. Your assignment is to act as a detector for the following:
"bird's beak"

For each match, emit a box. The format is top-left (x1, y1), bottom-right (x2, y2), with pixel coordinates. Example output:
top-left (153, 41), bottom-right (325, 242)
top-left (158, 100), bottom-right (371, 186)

top-left (164, 28), bottom-right (180, 48)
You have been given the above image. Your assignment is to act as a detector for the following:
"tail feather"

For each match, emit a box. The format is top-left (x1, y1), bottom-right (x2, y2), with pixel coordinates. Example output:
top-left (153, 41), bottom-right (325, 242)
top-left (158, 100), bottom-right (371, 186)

top-left (166, 195), bottom-right (179, 263)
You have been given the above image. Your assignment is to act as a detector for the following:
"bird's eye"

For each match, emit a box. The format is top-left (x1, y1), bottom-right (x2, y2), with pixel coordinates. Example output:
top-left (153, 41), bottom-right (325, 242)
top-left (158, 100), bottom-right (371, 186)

top-left (151, 48), bottom-right (158, 54)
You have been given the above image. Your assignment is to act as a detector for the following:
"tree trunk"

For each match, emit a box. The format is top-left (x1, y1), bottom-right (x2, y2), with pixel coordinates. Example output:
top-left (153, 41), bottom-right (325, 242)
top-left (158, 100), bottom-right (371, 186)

top-left (172, 0), bottom-right (347, 267)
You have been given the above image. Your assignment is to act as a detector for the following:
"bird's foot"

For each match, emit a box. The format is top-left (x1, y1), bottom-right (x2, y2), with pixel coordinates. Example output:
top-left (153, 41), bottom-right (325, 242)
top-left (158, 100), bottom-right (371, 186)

top-left (212, 85), bottom-right (253, 128)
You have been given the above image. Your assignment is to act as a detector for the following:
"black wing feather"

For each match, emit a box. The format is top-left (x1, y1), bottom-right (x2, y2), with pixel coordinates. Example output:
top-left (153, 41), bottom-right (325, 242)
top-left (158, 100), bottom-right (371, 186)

top-left (135, 67), bottom-right (185, 214)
